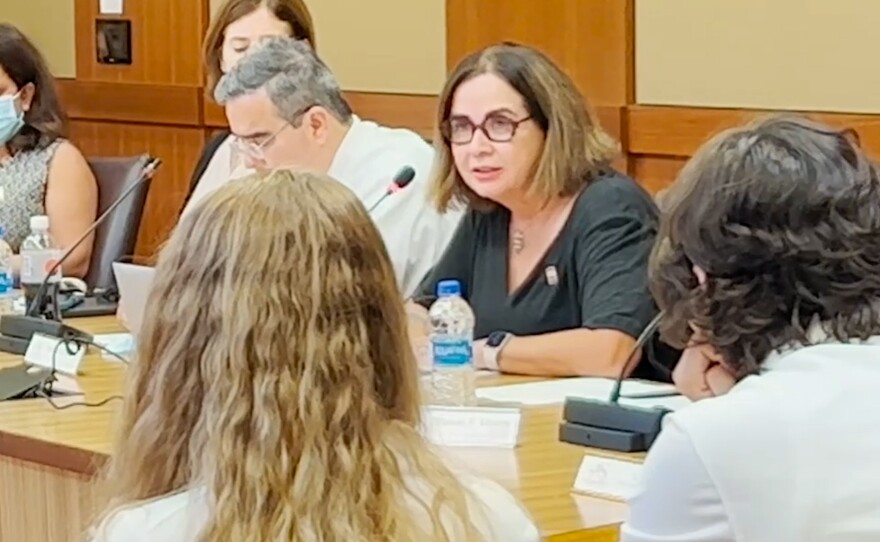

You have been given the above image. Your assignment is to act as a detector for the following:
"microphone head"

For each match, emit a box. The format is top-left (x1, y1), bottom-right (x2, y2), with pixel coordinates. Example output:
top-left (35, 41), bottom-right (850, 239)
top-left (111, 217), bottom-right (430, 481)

top-left (392, 166), bottom-right (416, 189)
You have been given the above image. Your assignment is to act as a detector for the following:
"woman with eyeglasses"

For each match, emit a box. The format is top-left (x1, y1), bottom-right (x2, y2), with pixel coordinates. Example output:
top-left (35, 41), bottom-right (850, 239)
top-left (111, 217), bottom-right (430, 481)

top-left (410, 43), bottom-right (671, 379)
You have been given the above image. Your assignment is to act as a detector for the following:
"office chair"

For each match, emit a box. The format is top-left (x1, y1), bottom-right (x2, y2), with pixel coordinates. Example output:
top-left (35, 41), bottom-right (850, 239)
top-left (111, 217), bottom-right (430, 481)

top-left (62, 155), bottom-right (154, 317)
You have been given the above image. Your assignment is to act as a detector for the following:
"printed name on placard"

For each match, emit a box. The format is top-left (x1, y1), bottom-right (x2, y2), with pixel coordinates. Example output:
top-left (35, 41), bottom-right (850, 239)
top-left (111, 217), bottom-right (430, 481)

top-left (572, 454), bottom-right (643, 502)
top-left (421, 406), bottom-right (522, 448)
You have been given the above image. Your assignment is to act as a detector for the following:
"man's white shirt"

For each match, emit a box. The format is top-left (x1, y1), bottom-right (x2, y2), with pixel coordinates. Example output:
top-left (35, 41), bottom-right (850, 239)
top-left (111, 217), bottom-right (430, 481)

top-left (182, 116), bottom-right (462, 297)
top-left (325, 116), bottom-right (461, 297)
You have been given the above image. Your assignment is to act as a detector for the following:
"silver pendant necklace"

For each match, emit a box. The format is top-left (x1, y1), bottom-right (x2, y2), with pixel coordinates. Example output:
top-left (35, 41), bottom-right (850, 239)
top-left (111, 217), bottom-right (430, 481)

top-left (511, 228), bottom-right (526, 254)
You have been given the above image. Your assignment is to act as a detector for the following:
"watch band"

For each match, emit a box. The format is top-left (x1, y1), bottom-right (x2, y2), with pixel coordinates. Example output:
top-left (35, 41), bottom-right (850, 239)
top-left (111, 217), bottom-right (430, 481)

top-left (484, 332), bottom-right (513, 372)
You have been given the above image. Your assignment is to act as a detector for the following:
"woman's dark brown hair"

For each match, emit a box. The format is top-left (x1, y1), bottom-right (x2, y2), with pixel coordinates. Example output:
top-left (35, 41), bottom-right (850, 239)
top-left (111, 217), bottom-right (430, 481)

top-left (650, 115), bottom-right (880, 378)
top-left (0, 23), bottom-right (66, 154)
top-left (430, 42), bottom-right (618, 212)
top-left (203, 0), bottom-right (315, 92)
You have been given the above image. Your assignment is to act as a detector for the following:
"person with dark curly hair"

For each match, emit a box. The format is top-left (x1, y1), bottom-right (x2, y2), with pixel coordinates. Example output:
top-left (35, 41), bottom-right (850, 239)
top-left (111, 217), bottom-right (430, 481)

top-left (620, 116), bottom-right (880, 542)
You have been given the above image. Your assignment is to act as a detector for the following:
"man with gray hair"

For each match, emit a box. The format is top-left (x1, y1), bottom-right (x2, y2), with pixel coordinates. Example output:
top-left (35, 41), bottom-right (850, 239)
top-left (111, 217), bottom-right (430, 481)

top-left (183, 37), bottom-right (461, 297)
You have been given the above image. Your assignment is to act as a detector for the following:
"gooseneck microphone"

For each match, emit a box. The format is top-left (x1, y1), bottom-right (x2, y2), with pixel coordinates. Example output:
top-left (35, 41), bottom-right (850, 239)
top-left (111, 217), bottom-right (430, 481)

top-left (0, 157), bottom-right (161, 356)
top-left (366, 165), bottom-right (417, 213)
top-left (609, 312), bottom-right (665, 403)
top-left (559, 311), bottom-right (673, 452)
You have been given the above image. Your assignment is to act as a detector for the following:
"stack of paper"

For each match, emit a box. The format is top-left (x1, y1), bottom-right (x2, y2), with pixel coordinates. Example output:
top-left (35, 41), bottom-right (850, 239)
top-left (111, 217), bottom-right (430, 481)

top-left (476, 377), bottom-right (691, 411)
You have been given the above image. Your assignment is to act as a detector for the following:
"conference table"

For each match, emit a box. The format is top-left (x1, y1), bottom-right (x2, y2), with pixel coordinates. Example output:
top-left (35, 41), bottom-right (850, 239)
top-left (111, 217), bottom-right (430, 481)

top-left (0, 317), bottom-right (637, 542)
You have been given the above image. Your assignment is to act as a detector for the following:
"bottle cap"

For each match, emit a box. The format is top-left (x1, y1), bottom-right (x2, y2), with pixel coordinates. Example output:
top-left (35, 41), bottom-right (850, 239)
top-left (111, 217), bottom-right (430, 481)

top-left (436, 279), bottom-right (462, 297)
top-left (30, 215), bottom-right (49, 231)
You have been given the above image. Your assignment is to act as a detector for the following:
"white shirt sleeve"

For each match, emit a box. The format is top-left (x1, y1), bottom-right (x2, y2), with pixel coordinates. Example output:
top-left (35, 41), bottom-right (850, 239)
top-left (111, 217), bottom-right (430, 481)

top-left (461, 476), bottom-right (542, 542)
top-left (619, 418), bottom-right (734, 542)
top-left (89, 507), bottom-right (149, 542)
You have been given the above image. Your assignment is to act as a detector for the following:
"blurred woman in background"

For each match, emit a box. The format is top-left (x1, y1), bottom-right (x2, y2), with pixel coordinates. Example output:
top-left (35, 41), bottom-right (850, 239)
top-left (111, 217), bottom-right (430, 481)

top-left (92, 170), bottom-right (539, 542)
top-left (0, 23), bottom-right (97, 277)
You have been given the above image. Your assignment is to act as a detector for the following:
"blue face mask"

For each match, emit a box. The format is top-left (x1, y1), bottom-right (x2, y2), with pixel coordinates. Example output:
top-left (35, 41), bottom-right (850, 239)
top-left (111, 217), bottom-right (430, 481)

top-left (0, 92), bottom-right (24, 146)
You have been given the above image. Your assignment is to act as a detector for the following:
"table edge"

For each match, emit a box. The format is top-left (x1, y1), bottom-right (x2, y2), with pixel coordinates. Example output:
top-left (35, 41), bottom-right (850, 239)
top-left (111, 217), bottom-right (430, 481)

top-left (0, 429), bottom-right (107, 475)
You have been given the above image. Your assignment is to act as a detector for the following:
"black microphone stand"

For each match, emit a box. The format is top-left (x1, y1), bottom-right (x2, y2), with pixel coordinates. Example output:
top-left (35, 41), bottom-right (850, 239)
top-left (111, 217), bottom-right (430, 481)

top-left (558, 312), bottom-right (672, 452)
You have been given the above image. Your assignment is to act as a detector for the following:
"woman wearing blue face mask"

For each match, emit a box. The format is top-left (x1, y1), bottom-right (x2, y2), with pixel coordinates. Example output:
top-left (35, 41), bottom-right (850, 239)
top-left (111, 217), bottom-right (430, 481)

top-left (0, 23), bottom-right (97, 278)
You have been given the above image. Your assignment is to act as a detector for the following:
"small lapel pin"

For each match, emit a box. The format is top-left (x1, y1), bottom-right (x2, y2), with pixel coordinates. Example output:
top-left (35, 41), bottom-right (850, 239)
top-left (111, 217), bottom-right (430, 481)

top-left (545, 265), bottom-right (559, 286)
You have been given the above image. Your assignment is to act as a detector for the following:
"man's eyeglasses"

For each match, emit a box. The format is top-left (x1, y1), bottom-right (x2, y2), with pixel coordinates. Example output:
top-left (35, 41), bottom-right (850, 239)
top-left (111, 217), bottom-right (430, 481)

top-left (442, 114), bottom-right (532, 144)
top-left (232, 123), bottom-right (290, 162)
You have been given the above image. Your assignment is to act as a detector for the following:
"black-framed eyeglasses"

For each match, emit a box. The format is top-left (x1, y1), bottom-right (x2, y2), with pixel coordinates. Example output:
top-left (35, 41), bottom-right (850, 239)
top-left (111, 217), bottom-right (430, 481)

top-left (442, 114), bottom-right (532, 144)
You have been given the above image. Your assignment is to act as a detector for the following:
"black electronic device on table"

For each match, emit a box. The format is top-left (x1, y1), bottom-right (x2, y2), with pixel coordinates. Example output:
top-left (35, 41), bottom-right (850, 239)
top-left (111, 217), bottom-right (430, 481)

top-left (558, 312), bottom-right (673, 453)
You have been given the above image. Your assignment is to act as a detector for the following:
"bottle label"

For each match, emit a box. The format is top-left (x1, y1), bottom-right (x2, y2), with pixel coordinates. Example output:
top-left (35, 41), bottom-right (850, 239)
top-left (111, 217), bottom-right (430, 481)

top-left (431, 338), bottom-right (473, 368)
top-left (21, 249), bottom-right (62, 285)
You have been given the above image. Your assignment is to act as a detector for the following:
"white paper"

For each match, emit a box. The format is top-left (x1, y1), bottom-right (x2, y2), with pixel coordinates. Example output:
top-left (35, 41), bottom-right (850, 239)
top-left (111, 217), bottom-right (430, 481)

top-left (93, 333), bottom-right (136, 362)
top-left (113, 263), bottom-right (155, 336)
top-left (475, 377), bottom-right (691, 410)
top-left (51, 373), bottom-right (84, 395)
top-left (100, 0), bottom-right (124, 15)
top-left (573, 454), bottom-right (643, 502)
top-left (420, 405), bottom-right (522, 448)
top-left (25, 333), bottom-right (86, 376)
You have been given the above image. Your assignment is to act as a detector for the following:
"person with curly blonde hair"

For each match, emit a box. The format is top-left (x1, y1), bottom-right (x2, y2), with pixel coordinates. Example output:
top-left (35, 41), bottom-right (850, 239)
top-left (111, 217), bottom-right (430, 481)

top-left (91, 170), bottom-right (538, 542)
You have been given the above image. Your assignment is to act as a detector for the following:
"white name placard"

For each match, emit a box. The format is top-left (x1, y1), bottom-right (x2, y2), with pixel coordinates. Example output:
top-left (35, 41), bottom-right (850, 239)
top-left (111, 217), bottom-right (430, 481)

top-left (24, 333), bottom-right (86, 376)
top-left (421, 405), bottom-right (522, 448)
top-left (573, 454), bottom-right (643, 502)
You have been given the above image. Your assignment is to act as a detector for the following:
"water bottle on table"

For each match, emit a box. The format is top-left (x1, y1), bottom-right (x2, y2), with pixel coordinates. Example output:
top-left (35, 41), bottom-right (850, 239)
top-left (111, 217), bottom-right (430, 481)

top-left (0, 227), bottom-right (14, 315)
top-left (429, 279), bottom-right (476, 406)
top-left (20, 215), bottom-right (62, 319)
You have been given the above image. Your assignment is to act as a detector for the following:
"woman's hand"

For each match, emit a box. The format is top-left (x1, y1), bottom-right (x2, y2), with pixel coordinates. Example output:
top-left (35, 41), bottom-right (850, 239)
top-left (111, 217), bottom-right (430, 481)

top-left (672, 342), bottom-right (736, 401)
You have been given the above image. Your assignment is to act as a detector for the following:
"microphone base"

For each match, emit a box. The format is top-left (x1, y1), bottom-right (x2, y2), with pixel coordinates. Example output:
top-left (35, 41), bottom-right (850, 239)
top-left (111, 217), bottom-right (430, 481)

top-left (0, 315), bottom-right (93, 355)
top-left (559, 421), bottom-right (649, 452)
top-left (559, 397), bottom-right (671, 453)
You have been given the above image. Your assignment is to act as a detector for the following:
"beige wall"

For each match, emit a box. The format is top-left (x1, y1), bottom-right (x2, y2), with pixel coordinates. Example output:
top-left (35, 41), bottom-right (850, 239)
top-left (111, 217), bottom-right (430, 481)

top-left (209, 0), bottom-right (446, 94)
top-left (3, 0), bottom-right (76, 77)
top-left (636, 0), bottom-right (880, 113)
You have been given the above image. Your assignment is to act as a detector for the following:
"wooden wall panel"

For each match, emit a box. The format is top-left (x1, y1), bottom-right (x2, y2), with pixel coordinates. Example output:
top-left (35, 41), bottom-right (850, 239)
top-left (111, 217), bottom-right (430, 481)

top-left (445, 0), bottom-right (634, 106)
top-left (345, 92), bottom-right (437, 139)
top-left (630, 155), bottom-right (688, 196)
top-left (56, 79), bottom-right (202, 126)
top-left (445, 0), bottom-right (635, 173)
top-left (69, 121), bottom-right (205, 259)
top-left (74, 0), bottom-right (206, 85)
top-left (629, 105), bottom-right (880, 158)
top-left (627, 105), bottom-right (880, 192)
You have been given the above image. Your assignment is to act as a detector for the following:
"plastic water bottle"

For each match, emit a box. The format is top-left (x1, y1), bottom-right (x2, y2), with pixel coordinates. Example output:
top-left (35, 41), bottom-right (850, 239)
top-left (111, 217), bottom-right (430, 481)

top-left (20, 215), bottom-right (62, 318)
top-left (0, 227), bottom-right (14, 314)
top-left (429, 279), bottom-right (476, 406)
